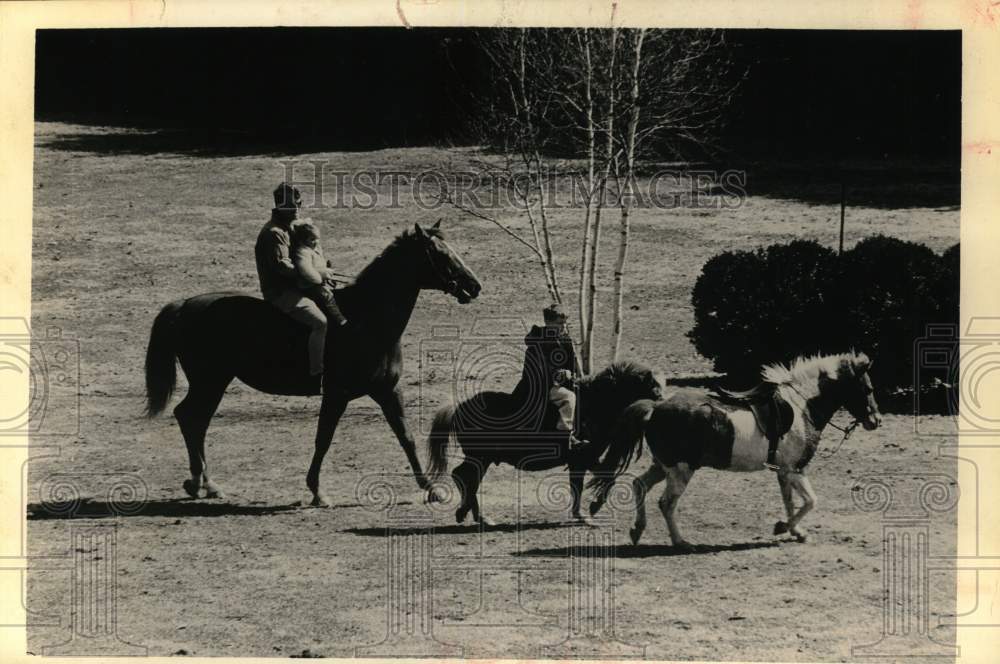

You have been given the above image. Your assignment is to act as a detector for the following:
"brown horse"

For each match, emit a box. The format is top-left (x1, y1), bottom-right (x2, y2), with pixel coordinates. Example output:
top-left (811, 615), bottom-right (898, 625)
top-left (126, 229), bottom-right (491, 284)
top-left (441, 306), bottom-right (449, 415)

top-left (589, 352), bottom-right (882, 548)
top-left (144, 221), bottom-right (481, 506)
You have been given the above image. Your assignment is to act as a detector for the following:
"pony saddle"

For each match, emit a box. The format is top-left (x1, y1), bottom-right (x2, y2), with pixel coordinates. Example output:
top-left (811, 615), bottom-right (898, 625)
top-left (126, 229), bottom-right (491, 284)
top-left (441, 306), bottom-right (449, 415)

top-left (712, 385), bottom-right (794, 468)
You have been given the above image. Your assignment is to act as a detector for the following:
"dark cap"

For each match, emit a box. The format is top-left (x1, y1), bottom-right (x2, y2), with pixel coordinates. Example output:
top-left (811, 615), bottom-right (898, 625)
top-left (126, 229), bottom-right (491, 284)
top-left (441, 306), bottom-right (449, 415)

top-left (543, 303), bottom-right (567, 324)
top-left (273, 182), bottom-right (302, 210)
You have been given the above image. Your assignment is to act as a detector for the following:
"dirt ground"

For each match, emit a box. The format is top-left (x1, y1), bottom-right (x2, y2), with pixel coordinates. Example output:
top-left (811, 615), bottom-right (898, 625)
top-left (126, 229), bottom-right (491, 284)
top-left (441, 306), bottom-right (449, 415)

top-left (26, 122), bottom-right (961, 660)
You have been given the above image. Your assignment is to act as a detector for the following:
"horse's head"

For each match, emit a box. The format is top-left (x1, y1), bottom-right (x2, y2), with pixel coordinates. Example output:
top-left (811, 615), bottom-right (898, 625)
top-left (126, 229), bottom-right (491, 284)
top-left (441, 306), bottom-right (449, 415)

top-left (840, 352), bottom-right (882, 431)
top-left (414, 221), bottom-right (482, 304)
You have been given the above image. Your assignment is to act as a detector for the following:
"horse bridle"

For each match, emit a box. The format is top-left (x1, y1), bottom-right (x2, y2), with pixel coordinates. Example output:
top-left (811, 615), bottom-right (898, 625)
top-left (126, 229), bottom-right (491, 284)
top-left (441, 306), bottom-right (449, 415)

top-left (784, 382), bottom-right (860, 468)
top-left (420, 230), bottom-right (462, 296)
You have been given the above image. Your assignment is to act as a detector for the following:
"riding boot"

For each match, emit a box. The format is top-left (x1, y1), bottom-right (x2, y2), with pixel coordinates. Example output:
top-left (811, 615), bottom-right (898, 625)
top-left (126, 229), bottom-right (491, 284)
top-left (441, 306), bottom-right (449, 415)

top-left (763, 392), bottom-right (783, 471)
top-left (568, 433), bottom-right (590, 451)
top-left (564, 434), bottom-right (592, 467)
top-left (764, 435), bottom-right (780, 471)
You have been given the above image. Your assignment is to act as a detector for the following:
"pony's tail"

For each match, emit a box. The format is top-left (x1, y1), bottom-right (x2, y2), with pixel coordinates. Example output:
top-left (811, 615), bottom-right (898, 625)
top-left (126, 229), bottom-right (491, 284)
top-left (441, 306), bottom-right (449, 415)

top-left (144, 300), bottom-right (183, 417)
top-left (587, 398), bottom-right (656, 503)
top-left (426, 403), bottom-right (458, 482)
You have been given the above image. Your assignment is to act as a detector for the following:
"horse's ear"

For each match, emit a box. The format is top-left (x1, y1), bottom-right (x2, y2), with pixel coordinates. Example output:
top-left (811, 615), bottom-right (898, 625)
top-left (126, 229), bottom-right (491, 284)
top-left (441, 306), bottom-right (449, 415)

top-left (853, 353), bottom-right (871, 373)
top-left (432, 218), bottom-right (442, 230)
top-left (652, 368), bottom-right (666, 389)
top-left (414, 222), bottom-right (425, 238)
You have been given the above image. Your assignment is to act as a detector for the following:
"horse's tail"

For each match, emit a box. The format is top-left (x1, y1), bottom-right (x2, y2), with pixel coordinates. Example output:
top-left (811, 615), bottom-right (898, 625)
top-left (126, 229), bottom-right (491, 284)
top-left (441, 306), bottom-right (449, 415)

top-left (144, 300), bottom-right (183, 417)
top-left (587, 398), bottom-right (656, 503)
top-left (426, 403), bottom-right (458, 482)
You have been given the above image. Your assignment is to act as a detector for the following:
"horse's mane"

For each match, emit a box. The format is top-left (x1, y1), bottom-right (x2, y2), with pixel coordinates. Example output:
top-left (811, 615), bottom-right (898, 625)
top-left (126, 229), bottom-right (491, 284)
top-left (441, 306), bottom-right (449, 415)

top-left (722, 351), bottom-right (870, 401)
top-left (350, 226), bottom-right (444, 286)
top-left (331, 226), bottom-right (445, 320)
top-left (761, 351), bottom-right (867, 385)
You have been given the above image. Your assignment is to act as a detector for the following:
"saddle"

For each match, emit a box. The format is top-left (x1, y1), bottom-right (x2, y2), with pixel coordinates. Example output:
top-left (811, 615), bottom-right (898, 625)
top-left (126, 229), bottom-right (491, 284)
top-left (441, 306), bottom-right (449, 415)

top-left (711, 384), bottom-right (794, 469)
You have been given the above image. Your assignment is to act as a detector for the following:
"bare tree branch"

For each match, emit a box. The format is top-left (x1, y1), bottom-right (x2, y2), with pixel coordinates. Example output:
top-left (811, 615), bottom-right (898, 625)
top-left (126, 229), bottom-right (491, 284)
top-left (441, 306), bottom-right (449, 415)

top-left (432, 186), bottom-right (541, 258)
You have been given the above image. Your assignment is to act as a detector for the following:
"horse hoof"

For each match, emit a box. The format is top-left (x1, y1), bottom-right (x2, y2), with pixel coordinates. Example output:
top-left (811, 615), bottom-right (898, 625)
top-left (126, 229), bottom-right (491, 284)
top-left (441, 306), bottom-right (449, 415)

top-left (793, 532), bottom-right (809, 543)
top-left (311, 494), bottom-right (331, 508)
top-left (588, 501), bottom-right (602, 517)
top-left (203, 482), bottom-right (224, 499)
top-left (629, 527), bottom-right (643, 546)
top-left (455, 509), bottom-right (468, 524)
top-left (773, 521), bottom-right (789, 535)
top-left (182, 479), bottom-right (201, 498)
top-left (673, 540), bottom-right (694, 552)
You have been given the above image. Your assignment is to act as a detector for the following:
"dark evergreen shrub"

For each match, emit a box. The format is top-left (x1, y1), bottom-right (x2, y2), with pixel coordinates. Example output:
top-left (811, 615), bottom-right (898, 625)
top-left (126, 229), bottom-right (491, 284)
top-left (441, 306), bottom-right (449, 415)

top-left (688, 240), bottom-right (837, 380)
top-left (688, 235), bottom-right (959, 394)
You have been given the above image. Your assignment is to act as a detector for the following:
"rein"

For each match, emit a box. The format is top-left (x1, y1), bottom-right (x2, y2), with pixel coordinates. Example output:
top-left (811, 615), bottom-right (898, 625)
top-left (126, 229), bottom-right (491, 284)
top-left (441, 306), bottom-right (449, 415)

top-left (328, 271), bottom-right (355, 283)
top-left (826, 418), bottom-right (859, 439)
top-left (326, 224), bottom-right (455, 291)
top-left (784, 383), bottom-right (860, 467)
top-left (814, 420), bottom-right (858, 462)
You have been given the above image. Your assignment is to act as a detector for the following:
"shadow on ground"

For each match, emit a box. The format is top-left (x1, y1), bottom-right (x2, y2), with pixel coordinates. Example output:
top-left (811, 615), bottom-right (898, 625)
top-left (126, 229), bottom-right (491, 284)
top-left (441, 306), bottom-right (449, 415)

top-left (26, 498), bottom-right (306, 520)
top-left (733, 162), bottom-right (960, 210)
top-left (36, 127), bottom-right (961, 213)
top-left (343, 520), bottom-right (581, 537)
top-left (36, 128), bottom-right (411, 158)
top-left (664, 375), bottom-right (722, 389)
top-left (515, 540), bottom-right (780, 558)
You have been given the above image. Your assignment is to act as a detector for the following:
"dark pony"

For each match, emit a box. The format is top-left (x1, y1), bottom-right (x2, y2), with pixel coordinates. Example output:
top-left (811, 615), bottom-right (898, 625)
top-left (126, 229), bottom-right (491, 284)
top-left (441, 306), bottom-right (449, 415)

top-left (145, 221), bottom-right (481, 506)
top-left (425, 360), bottom-right (662, 525)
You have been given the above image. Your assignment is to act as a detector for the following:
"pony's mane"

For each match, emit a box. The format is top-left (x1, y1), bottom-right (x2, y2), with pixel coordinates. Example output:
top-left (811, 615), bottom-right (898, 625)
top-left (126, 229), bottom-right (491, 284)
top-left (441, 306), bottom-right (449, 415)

top-left (352, 226), bottom-right (444, 285)
top-left (581, 360), bottom-right (655, 390)
top-left (760, 351), bottom-right (867, 386)
top-left (578, 360), bottom-right (661, 449)
top-left (720, 351), bottom-right (867, 402)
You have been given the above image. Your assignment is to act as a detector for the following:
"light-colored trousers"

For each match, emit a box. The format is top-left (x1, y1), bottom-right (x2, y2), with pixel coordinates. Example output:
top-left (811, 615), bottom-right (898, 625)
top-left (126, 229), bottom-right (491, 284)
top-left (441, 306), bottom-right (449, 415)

top-left (549, 385), bottom-right (576, 432)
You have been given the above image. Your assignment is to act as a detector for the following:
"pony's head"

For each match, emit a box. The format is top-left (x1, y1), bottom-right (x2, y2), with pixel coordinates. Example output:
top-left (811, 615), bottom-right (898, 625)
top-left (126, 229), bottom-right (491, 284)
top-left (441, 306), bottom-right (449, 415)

top-left (413, 221), bottom-right (482, 304)
top-left (768, 351), bottom-right (882, 431)
top-left (627, 363), bottom-right (665, 403)
top-left (578, 361), bottom-right (663, 441)
top-left (836, 352), bottom-right (882, 431)
top-left (584, 360), bottom-right (663, 402)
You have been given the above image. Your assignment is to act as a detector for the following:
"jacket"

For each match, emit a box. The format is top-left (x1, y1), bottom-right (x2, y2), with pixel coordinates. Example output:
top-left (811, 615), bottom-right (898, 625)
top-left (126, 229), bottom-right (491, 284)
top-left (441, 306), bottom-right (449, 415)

top-left (254, 213), bottom-right (297, 301)
top-left (512, 324), bottom-right (578, 401)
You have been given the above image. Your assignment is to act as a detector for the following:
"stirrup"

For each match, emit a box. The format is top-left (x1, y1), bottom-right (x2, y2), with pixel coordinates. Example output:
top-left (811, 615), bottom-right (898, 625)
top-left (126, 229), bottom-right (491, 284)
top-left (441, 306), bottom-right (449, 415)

top-left (763, 462), bottom-right (781, 472)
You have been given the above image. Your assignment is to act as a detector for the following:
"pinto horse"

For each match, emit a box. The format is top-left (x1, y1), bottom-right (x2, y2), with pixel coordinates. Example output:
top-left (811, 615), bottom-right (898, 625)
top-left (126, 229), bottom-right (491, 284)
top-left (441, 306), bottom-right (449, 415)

top-left (144, 221), bottom-right (481, 506)
top-left (425, 361), bottom-right (663, 525)
top-left (588, 352), bottom-right (882, 548)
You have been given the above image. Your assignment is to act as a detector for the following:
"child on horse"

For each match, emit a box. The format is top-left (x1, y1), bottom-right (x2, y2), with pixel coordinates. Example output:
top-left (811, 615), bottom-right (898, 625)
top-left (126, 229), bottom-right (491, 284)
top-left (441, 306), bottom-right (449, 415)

top-left (289, 220), bottom-right (348, 331)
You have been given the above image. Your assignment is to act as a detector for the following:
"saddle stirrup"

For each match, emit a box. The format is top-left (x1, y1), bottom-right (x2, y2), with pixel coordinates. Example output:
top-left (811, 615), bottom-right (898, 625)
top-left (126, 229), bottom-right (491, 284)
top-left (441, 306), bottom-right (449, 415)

top-left (764, 398), bottom-right (783, 471)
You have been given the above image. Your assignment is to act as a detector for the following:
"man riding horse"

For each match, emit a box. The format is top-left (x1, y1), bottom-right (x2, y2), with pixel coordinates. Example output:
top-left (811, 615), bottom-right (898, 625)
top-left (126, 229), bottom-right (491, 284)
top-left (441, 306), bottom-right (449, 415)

top-left (147, 185), bottom-right (482, 504)
top-left (254, 182), bottom-right (345, 391)
top-left (512, 303), bottom-right (589, 451)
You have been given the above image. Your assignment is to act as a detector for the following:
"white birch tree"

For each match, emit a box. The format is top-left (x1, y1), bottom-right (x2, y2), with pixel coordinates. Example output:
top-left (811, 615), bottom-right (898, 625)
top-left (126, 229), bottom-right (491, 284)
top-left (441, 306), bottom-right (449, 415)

top-left (446, 28), bottom-right (741, 371)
